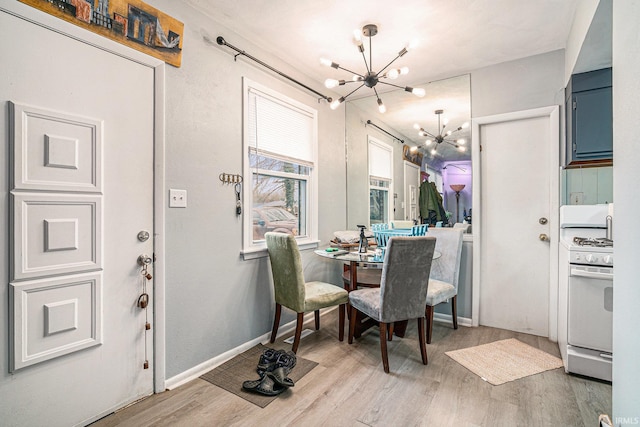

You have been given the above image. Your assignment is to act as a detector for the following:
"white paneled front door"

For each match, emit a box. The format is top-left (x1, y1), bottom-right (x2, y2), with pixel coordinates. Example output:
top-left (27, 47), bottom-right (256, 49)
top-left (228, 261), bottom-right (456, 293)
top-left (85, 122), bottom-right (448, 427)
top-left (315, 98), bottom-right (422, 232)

top-left (404, 161), bottom-right (420, 221)
top-left (1, 10), bottom-right (155, 426)
top-left (472, 107), bottom-right (559, 338)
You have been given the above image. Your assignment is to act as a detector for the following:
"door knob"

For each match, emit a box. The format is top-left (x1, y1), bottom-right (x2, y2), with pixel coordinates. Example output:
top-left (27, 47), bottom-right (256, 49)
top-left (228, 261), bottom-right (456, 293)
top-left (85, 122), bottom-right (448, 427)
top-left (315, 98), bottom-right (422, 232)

top-left (539, 234), bottom-right (549, 241)
top-left (539, 217), bottom-right (548, 225)
top-left (137, 254), bottom-right (152, 266)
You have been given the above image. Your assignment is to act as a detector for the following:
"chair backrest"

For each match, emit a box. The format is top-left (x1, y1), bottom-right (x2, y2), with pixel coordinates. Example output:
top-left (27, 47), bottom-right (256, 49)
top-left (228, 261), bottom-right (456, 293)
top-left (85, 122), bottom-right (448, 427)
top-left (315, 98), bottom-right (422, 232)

top-left (265, 232), bottom-right (306, 312)
top-left (374, 230), bottom-right (407, 248)
top-left (371, 223), bottom-right (389, 232)
top-left (390, 220), bottom-right (414, 229)
top-left (453, 223), bottom-right (471, 233)
top-left (411, 224), bottom-right (428, 236)
top-left (378, 236), bottom-right (436, 323)
top-left (426, 228), bottom-right (464, 290)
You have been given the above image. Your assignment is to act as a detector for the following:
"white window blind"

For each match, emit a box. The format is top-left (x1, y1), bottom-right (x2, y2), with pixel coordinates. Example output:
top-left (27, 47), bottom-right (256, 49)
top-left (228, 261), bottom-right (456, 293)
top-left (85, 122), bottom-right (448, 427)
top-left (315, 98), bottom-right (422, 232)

top-left (248, 88), bottom-right (314, 165)
top-left (369, 141), bottom-right (392, 179)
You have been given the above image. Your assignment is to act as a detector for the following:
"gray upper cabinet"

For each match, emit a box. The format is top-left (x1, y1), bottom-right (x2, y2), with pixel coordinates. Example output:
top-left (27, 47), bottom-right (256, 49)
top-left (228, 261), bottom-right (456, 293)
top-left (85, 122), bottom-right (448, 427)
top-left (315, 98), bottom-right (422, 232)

top-left (565, 68), bottom-right (613, 167)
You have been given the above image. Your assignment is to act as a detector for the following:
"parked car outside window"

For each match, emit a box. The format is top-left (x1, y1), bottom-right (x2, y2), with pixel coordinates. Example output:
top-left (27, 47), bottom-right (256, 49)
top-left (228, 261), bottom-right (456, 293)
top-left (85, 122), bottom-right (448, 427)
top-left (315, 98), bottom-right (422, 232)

top-left (253, 206), bottom-right (299, 241)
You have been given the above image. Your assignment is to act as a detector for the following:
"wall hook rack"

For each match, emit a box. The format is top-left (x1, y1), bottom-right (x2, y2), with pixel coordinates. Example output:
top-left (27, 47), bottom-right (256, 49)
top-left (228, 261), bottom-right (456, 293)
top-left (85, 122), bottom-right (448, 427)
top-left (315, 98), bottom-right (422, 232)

top-left (219, 173), bottom-right (243, 184)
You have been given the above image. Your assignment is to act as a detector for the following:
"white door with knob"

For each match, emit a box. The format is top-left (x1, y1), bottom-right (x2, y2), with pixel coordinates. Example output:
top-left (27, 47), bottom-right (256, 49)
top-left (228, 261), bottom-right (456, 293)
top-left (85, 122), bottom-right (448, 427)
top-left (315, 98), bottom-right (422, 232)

top-left (472, 107), bottom-right (559, 338)
top-left (1, 8), bottom-right (157, 426)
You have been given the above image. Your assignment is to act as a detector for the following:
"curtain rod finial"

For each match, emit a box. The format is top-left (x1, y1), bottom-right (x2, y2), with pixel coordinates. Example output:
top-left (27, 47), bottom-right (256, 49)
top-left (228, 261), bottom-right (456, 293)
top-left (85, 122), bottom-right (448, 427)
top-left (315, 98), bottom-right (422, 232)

top-left (216, 36), bottom-right (226, 46)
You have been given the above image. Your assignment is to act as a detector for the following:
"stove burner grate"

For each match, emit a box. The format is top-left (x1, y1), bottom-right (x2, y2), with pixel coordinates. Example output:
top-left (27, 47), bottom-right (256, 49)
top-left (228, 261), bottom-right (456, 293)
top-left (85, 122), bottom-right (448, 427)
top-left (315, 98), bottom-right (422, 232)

top-left (573, 237), bottom-right (613, 247)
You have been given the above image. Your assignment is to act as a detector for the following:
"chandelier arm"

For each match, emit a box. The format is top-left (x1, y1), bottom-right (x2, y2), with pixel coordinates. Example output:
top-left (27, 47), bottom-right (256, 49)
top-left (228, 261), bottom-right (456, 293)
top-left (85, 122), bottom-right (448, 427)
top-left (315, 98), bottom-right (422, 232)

top-left (342, 83), bottom-right (366, 101)
top-left (422, 131), bottom-right (438, 139)
top-left (377, 53), bottom-right (403, 76)
top-left (377, 81), bottom-right (405, 90)
top-left (443, 140), bottom-right (460, 148)
top-left (359, 45), bottom-right (371, 75)
top-left (335, 65), bottom-right (365, 78)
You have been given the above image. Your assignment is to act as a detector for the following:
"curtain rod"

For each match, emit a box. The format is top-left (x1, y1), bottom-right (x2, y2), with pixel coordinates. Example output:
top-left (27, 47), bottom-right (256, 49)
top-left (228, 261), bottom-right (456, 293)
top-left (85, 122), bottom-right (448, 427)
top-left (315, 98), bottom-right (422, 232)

top-left (366, 120), bottom-right (404, 144)
top-left (216, 36), bottom-right (332, 103)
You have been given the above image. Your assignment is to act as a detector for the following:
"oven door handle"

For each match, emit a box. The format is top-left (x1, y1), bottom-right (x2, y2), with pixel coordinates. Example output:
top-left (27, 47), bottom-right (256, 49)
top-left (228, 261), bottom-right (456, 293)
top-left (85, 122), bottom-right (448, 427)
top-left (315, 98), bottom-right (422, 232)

top-left (570, 267), bottom-right (613, 280)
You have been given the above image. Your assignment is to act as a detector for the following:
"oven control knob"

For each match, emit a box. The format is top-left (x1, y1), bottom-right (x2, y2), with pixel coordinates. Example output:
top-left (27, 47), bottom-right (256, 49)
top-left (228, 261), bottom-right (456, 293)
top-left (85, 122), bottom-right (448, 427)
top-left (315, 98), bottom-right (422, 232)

top-left (585, 254), bottom-right (598, 263)
top-left (603, 255), bottom-right (613, 265)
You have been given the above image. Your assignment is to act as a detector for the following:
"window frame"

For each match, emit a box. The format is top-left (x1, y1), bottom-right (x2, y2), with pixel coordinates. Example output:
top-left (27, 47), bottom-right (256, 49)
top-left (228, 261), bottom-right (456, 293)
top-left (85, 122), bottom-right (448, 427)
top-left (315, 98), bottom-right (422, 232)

top-left (241, 78), bottom-right (319, 259)
top-left (368, 136), bottom-right (394, 226)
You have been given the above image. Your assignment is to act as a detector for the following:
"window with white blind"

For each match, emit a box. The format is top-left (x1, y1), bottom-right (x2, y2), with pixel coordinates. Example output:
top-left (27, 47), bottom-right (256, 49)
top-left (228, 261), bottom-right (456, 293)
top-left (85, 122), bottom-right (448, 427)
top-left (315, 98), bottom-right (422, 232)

top-left (368, 137), bottom-right (393, 225)
top-left (242, 78), bottom-right (318, 257)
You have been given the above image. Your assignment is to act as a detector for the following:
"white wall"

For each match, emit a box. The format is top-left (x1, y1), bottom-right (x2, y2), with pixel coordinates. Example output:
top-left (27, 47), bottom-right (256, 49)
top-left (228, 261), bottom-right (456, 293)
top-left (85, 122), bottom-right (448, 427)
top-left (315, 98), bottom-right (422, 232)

top-left (471, 49), bottom-right (565, 119)
top-left (564, 0), bottom-right (600, 84)
top-left (612, 1), bottom-right (640, 422)
top-left (149, 1), bottom-right (347, 379)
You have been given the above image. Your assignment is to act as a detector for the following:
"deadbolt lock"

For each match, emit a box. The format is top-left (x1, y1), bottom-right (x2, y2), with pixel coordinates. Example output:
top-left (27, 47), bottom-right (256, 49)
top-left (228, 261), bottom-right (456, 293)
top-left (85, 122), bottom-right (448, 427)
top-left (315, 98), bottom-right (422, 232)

top-left (539, 217), bottom-right (548, 225)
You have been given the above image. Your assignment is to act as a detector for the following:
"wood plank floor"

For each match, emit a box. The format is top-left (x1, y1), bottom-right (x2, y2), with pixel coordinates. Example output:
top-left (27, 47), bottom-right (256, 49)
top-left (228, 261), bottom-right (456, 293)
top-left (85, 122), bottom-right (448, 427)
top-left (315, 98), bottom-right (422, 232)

top-left (92, 310), bottom-right (611, 427)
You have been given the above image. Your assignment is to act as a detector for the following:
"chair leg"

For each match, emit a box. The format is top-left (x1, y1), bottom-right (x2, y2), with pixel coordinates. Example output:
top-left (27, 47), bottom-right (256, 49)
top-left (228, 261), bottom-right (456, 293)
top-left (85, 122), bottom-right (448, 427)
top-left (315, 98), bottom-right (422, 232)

top-left (291, 312), bottom-right (304, 354)
top-left (348, 305), bottom-right (357, 344)
top-left (387, 323), bottom-right (394, 341)
top-left (270, 303), bottom-right (282, 343)
top-left (338, 304), bottom-right (345, 342)
top-left (452, 295), bottom-right (459, 330)
top-left (417, 317), bottom-right (428, 365)
top-left (379, 322), bottom-right (390, 373)
top-left (314, 310), bottom-right (320, 330)
top-left (425, 305), bottom-right (434, 344)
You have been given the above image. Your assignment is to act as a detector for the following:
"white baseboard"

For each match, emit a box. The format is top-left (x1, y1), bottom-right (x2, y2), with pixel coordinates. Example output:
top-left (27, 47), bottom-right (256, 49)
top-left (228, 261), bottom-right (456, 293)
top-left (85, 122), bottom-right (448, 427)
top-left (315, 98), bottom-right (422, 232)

top-left (433, 312), bottom-right (473, 327)
top-left (164, 310), bottom-right (318, 390)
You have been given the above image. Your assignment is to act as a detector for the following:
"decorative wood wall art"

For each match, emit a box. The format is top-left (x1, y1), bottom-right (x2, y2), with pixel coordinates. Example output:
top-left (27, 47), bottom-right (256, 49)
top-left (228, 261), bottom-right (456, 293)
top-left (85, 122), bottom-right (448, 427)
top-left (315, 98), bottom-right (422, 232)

top-left (402, 144), bottom-right (423, 167)
top-left (18, 0), bottom-right (184, 67)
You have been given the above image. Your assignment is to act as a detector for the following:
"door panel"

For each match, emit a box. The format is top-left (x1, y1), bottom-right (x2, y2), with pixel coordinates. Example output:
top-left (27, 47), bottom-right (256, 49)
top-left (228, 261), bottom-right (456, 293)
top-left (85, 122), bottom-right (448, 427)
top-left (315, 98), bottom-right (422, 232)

top-left (404, 161), bottom-right (420, 221)
top-left (478, 115), bottom-right (553, 336)
top-left (1, 10), bottom-right (154, 426)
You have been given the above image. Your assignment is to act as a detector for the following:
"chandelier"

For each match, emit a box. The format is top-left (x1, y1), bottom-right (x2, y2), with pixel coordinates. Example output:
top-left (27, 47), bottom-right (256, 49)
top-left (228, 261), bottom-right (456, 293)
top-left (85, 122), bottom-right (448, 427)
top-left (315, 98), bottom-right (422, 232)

top-left (411, 109), bottom-right (469, 155)
top-left (321, 24), bottom-right (425, 113)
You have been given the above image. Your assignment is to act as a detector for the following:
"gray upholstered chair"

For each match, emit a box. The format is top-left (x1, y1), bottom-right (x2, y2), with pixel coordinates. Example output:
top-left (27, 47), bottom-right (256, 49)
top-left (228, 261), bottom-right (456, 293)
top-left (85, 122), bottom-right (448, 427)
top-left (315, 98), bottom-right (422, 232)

top-left (348, 236), bottom-right (436, 373)
top-left (265, 232), bottom-right (349, 353)
top-left (425, 228), bottom-right (464, 343)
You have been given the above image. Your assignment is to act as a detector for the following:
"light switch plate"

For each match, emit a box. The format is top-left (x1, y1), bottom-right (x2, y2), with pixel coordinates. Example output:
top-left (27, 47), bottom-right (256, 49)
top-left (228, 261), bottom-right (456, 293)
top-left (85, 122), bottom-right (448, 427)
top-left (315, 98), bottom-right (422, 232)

top-left (169, 189), bottom-right (187, 208)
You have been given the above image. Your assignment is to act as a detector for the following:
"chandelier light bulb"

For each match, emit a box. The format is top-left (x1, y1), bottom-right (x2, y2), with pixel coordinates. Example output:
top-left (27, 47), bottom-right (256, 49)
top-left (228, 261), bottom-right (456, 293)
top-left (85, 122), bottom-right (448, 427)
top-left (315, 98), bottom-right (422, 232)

top-left (352, 75), bottom-right (363, 81)
top-left (419, 130), bottom-right (426, 137)
top-left (400, 66), bottom-right (409, 75)
top-left (413, 123), bottom-right (420, 130)
top-left (377, 98), bottom-right (386, 113)
top-left (458, 146), bottom-right (466, 152)
top-left (324, 78), bottom-right (339, 88)
top-left (443, 117), bottom-right (450, 126)
top-left (330, 97), bottom-right (345, 110)
top-left (457, 139), bottom-right (466, 145)
top-left (426, 139), bottom-right (433, 146)
top-left (461, 122), bottom-right (470, 128)
top-left (387, 69), bottom-right (399, 79)
top-left (431, 147), bottom-right (437, 155)
top-left (446, 130), bottom-right (452, 136)
top-left (412, 87), bottom-right (426, 97)
top-left (410, 146), bottom-right (418, 152)
top-left (320, 57), bottom-right (332, 67)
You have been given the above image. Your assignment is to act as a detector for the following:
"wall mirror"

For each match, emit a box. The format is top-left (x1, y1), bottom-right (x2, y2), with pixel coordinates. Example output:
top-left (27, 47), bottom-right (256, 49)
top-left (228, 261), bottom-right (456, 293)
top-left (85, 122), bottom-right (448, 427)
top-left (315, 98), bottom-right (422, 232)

top-left (345, 74), bottom-right (472, 229)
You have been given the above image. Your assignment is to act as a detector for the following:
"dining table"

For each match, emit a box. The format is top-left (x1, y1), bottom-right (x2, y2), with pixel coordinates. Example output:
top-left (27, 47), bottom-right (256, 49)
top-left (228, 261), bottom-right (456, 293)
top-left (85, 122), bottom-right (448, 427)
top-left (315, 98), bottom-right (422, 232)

top-left (315, 246), bottom-right (441, 338)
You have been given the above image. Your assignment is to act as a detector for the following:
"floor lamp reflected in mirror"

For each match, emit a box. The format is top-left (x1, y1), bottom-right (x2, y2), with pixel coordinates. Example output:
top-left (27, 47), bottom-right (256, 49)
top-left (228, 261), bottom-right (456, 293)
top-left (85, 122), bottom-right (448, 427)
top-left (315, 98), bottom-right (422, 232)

top-left (450, 184), bottom-right (466, 224)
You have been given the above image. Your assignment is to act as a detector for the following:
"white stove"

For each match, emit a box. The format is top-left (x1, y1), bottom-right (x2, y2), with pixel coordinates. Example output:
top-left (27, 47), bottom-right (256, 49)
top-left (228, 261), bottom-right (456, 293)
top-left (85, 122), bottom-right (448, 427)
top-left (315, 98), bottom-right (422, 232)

top-left (558, 204), bottom-right (613, 382)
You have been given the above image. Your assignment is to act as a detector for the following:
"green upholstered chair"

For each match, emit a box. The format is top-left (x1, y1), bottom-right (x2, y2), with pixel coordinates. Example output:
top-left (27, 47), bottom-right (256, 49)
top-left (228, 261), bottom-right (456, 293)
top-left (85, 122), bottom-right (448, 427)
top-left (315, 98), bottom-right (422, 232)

top-left (265, 232), bottom-right (349, 353)
top-left (348, 236), bottom-right (436, 373)
top-left (424, 228), bottom-right (464, 344)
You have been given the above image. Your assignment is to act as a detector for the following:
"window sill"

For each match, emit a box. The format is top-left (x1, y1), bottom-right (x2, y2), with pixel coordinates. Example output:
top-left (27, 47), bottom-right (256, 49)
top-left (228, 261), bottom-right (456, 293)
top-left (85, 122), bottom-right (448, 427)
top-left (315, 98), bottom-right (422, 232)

top-left (241, 239), bottom-right (320, 260)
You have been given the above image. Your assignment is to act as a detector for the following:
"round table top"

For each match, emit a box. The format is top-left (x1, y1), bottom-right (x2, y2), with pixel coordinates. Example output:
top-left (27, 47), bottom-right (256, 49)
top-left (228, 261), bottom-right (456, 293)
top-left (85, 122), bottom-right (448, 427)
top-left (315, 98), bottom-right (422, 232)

top-left (314, 248), bottom-right (441, 263)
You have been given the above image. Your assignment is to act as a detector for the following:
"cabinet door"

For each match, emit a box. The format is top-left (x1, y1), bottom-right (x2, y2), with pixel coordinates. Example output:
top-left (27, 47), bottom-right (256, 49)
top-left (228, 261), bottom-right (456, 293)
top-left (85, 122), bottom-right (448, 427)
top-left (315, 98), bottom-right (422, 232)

top-left (573, 86), bottom-right (613, 160)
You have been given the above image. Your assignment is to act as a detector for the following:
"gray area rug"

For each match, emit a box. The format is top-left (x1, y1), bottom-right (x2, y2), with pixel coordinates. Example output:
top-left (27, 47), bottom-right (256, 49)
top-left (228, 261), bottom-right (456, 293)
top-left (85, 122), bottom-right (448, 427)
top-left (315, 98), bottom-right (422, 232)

top-left (200, 344), bottom-right (318, 408)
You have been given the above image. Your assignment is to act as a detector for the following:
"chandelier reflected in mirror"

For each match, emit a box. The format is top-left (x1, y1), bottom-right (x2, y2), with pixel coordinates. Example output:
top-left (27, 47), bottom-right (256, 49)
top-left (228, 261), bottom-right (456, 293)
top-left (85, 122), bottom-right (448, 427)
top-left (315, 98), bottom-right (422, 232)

top-left (321, 24), bottom-right (425, 113)
top-left (411, 109), bottom-right (469, 156)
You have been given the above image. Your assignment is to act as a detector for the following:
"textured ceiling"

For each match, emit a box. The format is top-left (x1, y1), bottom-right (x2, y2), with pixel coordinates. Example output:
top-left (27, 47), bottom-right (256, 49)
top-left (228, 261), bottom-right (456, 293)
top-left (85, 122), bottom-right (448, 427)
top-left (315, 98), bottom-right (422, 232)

top-left (186, 0), bottom-right (580, 162)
